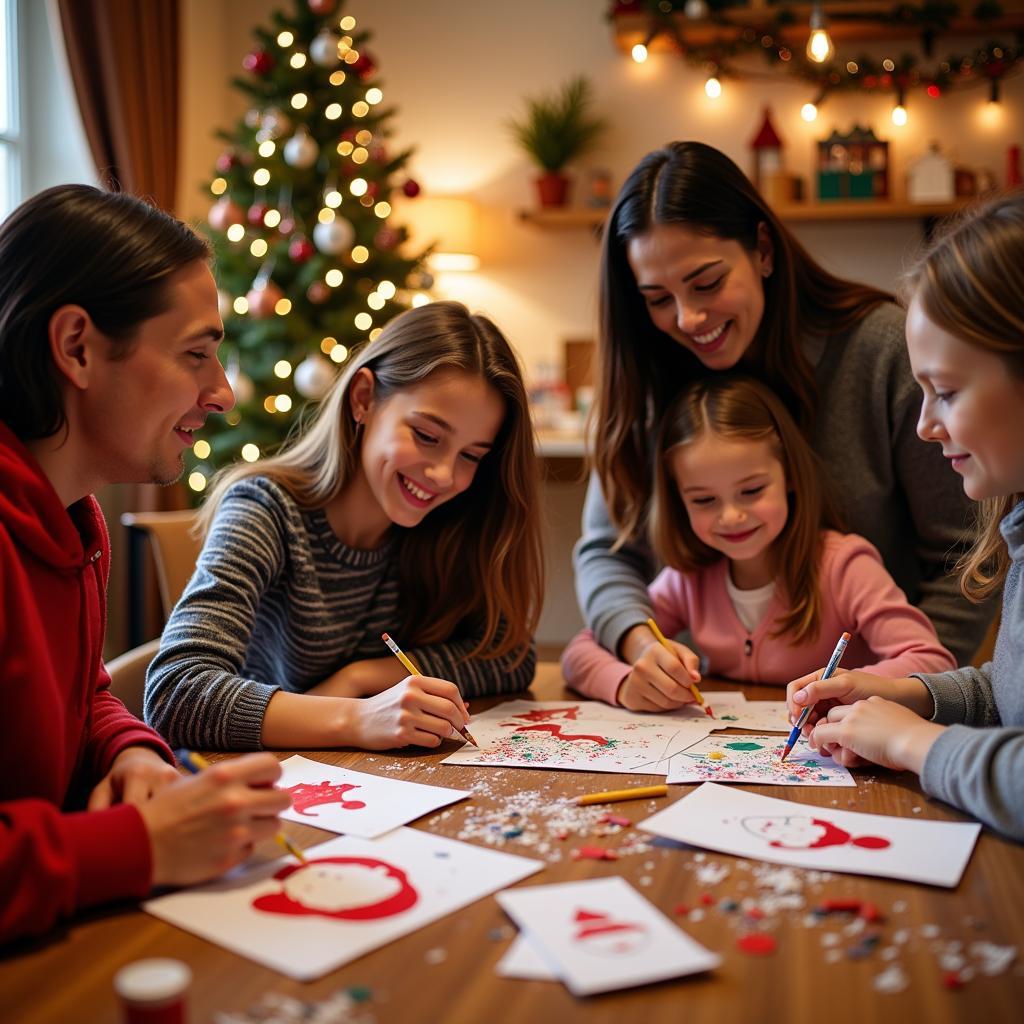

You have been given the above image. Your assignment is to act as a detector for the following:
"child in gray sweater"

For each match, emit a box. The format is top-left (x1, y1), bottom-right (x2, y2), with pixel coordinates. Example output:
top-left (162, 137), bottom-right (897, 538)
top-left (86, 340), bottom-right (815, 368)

top-left (786, 190), bottom-right (1024, 841)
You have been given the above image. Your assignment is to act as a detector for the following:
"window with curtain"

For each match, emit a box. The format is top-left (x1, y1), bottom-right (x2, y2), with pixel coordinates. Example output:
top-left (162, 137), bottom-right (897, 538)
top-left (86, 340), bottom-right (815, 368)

top-left (0, 0), bottom-right (18, 219)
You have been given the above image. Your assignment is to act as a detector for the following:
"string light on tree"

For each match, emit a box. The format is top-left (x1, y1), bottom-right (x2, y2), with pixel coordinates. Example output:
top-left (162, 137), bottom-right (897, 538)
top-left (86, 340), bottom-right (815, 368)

top-left (704, 73), bottom-right (722, 99)
top-left (806, 2), bottom-right (834, 64)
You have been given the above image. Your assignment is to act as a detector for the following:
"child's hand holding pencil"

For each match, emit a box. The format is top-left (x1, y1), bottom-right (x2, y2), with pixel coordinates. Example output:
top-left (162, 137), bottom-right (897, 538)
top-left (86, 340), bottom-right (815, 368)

top-left (615, 618), bottom-right (712, 717)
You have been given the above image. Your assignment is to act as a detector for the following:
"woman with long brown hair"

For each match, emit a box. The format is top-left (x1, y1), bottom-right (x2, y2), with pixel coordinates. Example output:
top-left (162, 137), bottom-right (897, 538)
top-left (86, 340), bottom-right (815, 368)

top-left (147, 300), bottom-right (544, 751)
top-left (575, 141), bottom-right (991, 701)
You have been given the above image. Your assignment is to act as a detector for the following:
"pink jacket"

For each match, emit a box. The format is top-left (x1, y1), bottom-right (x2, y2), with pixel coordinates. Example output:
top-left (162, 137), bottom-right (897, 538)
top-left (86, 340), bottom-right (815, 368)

top-left (562, 531), bottom-right (956, 705)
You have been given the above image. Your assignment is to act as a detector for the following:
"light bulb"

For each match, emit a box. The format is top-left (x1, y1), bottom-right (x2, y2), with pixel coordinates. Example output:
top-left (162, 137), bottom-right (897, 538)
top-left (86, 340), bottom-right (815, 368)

top-left (891, 104), bottom-right (908, 126)
top-left (705, 76), bottom-right (722, 99)
top-left (801, 102), bottom-right (818, 122)
top-left (806, 3), bottom-right (834, 64)
top-left (632, 43), bottom-right (648, 64)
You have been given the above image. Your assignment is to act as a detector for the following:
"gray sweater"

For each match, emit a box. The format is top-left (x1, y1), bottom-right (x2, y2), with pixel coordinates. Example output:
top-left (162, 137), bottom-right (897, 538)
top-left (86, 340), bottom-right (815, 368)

top-left (145, 477), bottom-right (535, 750)
top-left (574, 303), bottom-right (994, 664)
top-left (917, 500), bottom-right (1024, 841)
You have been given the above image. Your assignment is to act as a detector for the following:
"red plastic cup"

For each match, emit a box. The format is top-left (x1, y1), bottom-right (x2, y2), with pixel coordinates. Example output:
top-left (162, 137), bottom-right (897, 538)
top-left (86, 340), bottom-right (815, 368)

top-left (113, 958), bottom-right (191, 1024)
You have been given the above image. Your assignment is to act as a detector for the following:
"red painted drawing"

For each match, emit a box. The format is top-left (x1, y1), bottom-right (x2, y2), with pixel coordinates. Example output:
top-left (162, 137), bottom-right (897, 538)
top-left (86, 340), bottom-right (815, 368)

top-left (741, 815), bottom-right (891, 851)
top-left (572, 908), bottom-right (648, 955)
top-left (252, 857), bottom-right (419, 921)
top-left (284, 780), bottom-right (367, 816)
top-left (504, 706), bottom-right (582, 723)
top-left (513, 724), bottom-right (611, 746)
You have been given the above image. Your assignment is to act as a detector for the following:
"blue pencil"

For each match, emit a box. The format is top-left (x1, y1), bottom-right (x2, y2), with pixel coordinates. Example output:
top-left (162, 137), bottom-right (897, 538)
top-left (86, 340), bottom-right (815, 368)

top-left (780, 631), bottom-right (852, 762)
top-left (175, 748), bottom-right (306, 863)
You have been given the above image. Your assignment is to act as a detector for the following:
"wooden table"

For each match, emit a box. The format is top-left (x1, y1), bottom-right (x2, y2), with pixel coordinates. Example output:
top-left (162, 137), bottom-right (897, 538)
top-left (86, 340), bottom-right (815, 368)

top-left (3, 666), bottom-right (1023, 1023)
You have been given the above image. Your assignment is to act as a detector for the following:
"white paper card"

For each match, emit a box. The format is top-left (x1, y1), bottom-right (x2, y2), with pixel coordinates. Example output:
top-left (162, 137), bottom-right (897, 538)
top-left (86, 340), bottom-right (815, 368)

top-left (496, 877), bottom-right (720, 995)
top-left (277, 754), bottom-right (470, 838)
top-left (496, 933), bottom-right (559, 981)
top-left (442, 710), bottom-right (716, 775)
top-left (667, 734), bottom-right (856, 787)
top-left (639, 783), bottom-right (981, 887)
top-left (144, 828), bottom-right (543, 980)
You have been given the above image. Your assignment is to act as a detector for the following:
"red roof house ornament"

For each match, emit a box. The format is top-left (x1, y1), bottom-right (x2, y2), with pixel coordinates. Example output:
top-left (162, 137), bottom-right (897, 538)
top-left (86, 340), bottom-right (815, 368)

top-left (750, 107), bottom-right (784, 189)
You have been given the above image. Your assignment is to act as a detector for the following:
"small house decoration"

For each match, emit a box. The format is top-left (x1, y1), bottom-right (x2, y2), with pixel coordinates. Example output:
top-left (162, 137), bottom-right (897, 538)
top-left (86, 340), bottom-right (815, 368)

top-left (749, 107), bottom-right (783, 190)
top-left (908, 143), bottom-right (954, 203)
top-left (817, 126), bottom-right (889, 201)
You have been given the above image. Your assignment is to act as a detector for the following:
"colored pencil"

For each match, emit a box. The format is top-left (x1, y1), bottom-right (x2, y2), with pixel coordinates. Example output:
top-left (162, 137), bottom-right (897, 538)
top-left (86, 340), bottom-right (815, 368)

top-left (381, 632), bottom-right (479, 747)
top-left (780, 630), bottom-right (852, 762)
top-left (175, 749), bottom-right (306, 863)
top-left (576, 784), bottom-right (669, 806)
top-left (646, 617), bottom-right (714, 718)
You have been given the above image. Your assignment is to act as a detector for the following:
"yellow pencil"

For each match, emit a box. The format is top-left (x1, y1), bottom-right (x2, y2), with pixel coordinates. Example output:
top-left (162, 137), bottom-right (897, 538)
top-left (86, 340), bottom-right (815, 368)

top-left (175, 749), bottom-right (306, 863)
top-left (646, 617), bottom-right (714, 718)
top-left (576, 784), bottom-right (668, 806)
top-left (381, 632), bottom-right (479, 747)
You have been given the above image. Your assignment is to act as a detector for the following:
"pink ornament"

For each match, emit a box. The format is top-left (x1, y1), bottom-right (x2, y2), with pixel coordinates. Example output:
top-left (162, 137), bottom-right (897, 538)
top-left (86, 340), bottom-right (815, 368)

top-left (246, 281), bottom-right (284, 319)
top-left (208, 197), bottom-right (244, 231)
top-left (278, 216), bottom-right (297, 236)
top-left (401, 179), bottom-right (421, 198)
top-left (247, 202), bottom-right (269, 227)
top-left (215, 151), bottom-right (236, 173)
top-left (289, 237), bottom-right (315, 263)
top-left (242, 50), bottom-right (274, 75)
top-left (308, 0), bottom-right (337, 14)
top-left (306, 280), bottom-right (330, 304)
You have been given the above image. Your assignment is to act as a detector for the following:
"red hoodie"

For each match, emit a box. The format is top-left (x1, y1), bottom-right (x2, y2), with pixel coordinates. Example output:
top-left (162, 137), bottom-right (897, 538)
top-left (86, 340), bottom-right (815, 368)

top-left (0, 421), bottom-right (174, 942)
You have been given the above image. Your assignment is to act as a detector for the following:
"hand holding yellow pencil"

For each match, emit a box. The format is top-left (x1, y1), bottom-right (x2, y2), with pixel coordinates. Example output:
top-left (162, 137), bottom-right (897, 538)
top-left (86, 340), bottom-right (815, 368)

top-left (646, 618), bottom-right (714, 718)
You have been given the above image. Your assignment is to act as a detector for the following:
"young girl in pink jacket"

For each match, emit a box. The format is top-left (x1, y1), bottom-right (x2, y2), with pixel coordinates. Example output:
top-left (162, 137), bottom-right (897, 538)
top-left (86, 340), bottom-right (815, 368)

top-left (562, 375), bottom-right (955, 712)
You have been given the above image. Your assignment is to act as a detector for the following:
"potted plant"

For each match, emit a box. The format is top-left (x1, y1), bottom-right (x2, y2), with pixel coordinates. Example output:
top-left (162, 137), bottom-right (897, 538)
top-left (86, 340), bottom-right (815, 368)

top-left (506, 76), bottom-right (607, 208)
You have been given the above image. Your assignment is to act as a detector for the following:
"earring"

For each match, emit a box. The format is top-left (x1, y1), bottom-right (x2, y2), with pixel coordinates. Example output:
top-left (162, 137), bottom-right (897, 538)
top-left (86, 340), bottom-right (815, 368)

top-left (762, 264), bottom-right (773, 278)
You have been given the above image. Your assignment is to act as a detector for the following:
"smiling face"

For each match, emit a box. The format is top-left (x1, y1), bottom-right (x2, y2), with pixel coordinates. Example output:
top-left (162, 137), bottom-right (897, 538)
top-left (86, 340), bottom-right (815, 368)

top-left (670, 431), bottom-right (789, 588)
top-left (627, 222), bottom-right (772, 370)
top-left (335, 367), bottom-right (506, 547)
top-left (78, 260), bottom-right (232, 487)
top-left (907, 294), bottom-right (1024, 501)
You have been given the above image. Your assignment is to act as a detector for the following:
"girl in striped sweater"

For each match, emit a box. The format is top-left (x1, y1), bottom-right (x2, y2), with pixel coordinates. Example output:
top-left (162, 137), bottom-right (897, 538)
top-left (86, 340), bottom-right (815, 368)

top-left (146, 301), bottom-right (543, 751)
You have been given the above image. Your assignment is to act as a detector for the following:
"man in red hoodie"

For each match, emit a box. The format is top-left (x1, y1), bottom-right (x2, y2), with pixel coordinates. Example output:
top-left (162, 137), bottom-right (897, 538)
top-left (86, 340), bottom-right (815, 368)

top-left (0, 185), bottom-right (291, 942)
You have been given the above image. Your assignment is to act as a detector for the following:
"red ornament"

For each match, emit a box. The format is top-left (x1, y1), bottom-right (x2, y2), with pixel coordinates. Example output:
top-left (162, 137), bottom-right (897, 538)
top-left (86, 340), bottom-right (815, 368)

top-left (288, 237), bottom-right (315, 263)
top-left (215, 151), bottom-right (237, 174)
top-left (308, 0), bottom-right (336, 13)
top-left (364, 181), bottom-right (380, 200)
top-left (352, 51), bottom-right (377, 80)
top-left (374, 226), bottom-right (399, 251)
top-left (243, 50), bottom-right (274, 75)
top-left (926, 83), bottom-right (941, 98)
top-left (306, 280), bottom-right (330, 304)
top-left (247, 202), bottom-right (269, 227)
top-left (402, 179), bottom-right (421, 198)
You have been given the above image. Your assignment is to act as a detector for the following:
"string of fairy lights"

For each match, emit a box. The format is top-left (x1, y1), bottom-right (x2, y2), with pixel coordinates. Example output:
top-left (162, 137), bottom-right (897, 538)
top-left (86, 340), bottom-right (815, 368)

top-left (617, 0), bottom-right (1022, 126)
top-left (191, 3), bottom-right (431, 492)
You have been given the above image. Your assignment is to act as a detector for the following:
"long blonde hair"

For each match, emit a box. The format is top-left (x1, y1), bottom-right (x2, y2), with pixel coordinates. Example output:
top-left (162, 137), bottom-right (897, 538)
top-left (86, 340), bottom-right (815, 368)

top-left (199, 301), bottom-right (544, 662)
top-left (649, 375), bottom-right (844, 645)
top-left (904, 188), bottom-right (1024, 602)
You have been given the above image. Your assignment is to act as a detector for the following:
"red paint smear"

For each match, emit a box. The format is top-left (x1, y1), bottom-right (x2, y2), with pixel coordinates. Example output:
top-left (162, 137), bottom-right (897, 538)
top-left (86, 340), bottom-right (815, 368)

top-left (285, 780), bottom-right (367, 816)
top-left (738, 933), bottom-right (777, 956)
top-left (599, 814), bottom-right (631, 827)
top-left (508, 706), bottom-right (581, 722)
top-left (745, 907), bottom-right (765, 920)
top-left (571, 846), bottom-right (619, 861)
top-left (514, 724), bottom-right (611, 746)
top-left (673, 903), bottom-right (690, 916)
top-left (573, 908), bottom-right (644, 940)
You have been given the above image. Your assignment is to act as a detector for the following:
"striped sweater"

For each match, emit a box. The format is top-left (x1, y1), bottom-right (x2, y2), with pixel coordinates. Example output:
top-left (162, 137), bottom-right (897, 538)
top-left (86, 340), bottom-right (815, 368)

top-left (145, 476), bottom-right (536, 749)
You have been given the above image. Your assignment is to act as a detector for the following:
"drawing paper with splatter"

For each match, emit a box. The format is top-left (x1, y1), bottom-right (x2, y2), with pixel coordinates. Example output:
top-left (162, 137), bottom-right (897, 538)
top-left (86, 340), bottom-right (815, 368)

top-left (276, 755), bottom-right (470, 838)
top-left (143, 828), bottom-right (542, 980)
top-left (496, 876), bottom-right (720, 995)
top-left (666, 734), bottom-right (855, 786)
top-left (638, 783), bottom-right (981, 887)
top-left (441, 704), bottom-right (716, 775)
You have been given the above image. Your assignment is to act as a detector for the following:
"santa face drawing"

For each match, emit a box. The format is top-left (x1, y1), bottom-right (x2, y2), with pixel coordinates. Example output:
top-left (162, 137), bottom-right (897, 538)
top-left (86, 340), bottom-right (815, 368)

top-left (252, 857), bottom-right (419, 921)
top-left (740, 815), bottom-right (891, 850)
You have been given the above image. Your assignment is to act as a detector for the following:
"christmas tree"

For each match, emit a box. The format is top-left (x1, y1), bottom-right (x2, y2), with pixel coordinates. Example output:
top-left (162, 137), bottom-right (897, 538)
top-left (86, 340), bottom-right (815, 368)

top-left (189, 0), bottom-right (430, 495)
